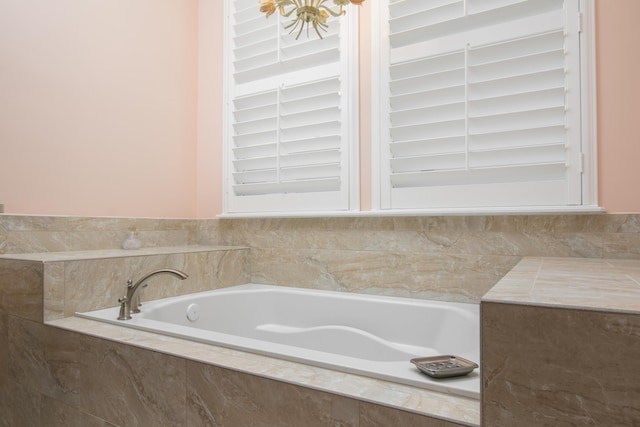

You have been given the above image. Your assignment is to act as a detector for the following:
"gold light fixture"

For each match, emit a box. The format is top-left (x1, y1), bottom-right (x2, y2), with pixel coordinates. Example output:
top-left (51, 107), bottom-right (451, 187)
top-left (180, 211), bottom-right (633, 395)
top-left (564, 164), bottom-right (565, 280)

top-left (259, 0), bottom-right (365, 40)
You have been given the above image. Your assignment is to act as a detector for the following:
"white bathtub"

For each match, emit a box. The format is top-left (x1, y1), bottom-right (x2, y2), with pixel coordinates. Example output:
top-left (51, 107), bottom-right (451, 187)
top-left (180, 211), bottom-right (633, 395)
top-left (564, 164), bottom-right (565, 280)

top-left (76, 284), bottom-right (480, 398)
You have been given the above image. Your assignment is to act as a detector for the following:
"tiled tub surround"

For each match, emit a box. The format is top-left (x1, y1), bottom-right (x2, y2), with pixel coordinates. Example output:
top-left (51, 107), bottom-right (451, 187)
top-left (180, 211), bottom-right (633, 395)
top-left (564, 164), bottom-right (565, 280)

top-left (2, 213), bottom-right (640, 425)
top-left (0, 245), bottom-right (250, 323)
top-left (1, 315), bottom-right (478, 426)
top-left (211, 214), bottom-right (640, 303)
top-left (0, 246), bottom-right (480, 426)
top-left (482, 257), bottom-right (640, 426)
top-left (4, 213), bottom-right (640, 303)
top-left (0, 215), bottom-right (200, 254)
top-left (30, 316), bottom-right (479, 426)
top-left (0, 237), bottom-right (480, 425)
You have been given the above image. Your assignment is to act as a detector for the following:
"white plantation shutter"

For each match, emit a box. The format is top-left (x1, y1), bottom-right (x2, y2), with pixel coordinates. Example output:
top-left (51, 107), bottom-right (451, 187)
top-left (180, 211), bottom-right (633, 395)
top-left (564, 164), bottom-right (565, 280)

top-left (225, 0), bottom-right (358, 214)
top-left (374, 0), bottom-right (587, 210)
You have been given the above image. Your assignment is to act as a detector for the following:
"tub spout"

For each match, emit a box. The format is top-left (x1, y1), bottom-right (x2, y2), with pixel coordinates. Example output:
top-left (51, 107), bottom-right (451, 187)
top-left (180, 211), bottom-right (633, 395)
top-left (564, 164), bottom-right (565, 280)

top-left (117, 268), bottom-right (188, 320)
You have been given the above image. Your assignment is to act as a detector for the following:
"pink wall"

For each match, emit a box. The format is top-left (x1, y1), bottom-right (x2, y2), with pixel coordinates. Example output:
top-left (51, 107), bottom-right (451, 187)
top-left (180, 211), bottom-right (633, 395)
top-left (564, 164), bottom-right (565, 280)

top-left (595, 0), bottom-right (640, 213)
top-left (0, 0), bottom-right (199, 218)
top-left (196, 0), bottom-right (225, 218)
top-left (1, 0), bottom-right (638, 218)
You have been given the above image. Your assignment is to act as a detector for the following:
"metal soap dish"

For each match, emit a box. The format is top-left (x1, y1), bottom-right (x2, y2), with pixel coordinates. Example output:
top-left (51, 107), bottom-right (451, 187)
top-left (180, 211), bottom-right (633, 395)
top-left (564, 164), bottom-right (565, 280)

top-left (410, 355), bottom-right (478, 378)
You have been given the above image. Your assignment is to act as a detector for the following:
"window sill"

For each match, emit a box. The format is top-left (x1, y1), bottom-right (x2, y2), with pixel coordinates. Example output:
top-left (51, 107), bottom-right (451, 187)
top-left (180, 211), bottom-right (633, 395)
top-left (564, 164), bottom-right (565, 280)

top-left (217, 206), bottom-right (605, 219)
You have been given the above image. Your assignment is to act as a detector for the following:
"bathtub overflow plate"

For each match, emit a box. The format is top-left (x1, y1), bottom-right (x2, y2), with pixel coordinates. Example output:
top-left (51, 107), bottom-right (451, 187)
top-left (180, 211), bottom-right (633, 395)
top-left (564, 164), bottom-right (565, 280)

top-left (186, 303), bottom-right (200, 322)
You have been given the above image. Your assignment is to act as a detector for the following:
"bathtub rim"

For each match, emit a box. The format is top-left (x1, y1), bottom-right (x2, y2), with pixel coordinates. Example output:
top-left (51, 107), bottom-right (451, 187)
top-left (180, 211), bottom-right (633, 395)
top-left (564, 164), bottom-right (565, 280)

top-left (76, 283), bottom-right (481, 399)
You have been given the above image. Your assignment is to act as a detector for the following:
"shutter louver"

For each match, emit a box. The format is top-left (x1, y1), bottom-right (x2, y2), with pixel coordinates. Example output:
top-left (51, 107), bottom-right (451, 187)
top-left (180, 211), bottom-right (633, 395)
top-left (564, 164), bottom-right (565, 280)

top-left (225, 0), bottom-right (356, 213)
top-left (380, 0), bottom-right (582, 209)
top-left (232, 78), bottom-right (343, 197)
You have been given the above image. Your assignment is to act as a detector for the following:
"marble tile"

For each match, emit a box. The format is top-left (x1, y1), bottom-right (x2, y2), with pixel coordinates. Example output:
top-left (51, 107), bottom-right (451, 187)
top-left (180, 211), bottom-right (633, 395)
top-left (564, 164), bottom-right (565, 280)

top-left (196, 218), bottom-right (222, 246)
top-left (482, 302), bottom-right (640, 427)
top-left (6, 213), bottom-right (640, 427)
top-left (215, 214), bottom-right (640, 304)
top-left (483, 257), bottom-right (640, 313)
top-left (359, 401), bottom-right (468, 427)
top-left (0, 215), bottom-right (67, 232)
top-left (218, 217), bottom-right (473, 253)
top-left (2, 213), bottom-right (640, 311)
top-left (0, 313), bottom-right (7, 387)
top-left (607, 214), bottom-right (640, 233)
top-left (532, 274), bottom-right (640, 312)
top-left (604, 232), bottom-right (640, 259)
top-left (186, 360), bottom-right (359, 427)
top-left (79, 337), bottom-right (187, 426)
top-left (384, 229), bottom-right (603, 258)
top-left (608, 259), bottom-right (640, 284)
top-left (0, 221), bottom-right (7, 253)
top-left (44, 261), bottom-right (65, 321)
top-left (40, 326), bottom-right (85, 406)
top-left (40, 395), bottom-right (116, 427)
top-left (0, 215), bottom-right (198, 254)
top-left (354, 382), bottom-right (479, 426)
top-left (250, 247), bottom-right (517, 303)
top-left (63, 249), bottom-right (248, 316)
top-left (0, 379), bottom-right (41, 427)
top-left (0, 259), bottom-right (43, 321)
top-left (0, 245), bottom-right (239, 262)
top-left (209, 248), bottom-right (250, 289)
top-left (8, 316), bottom-right (82, 406)
top-left (7, 316), bottom-right (46, 392)
top-left (512, 214), bottom-right (606, 233)
top-left (48, 316), bottom-right (481, 426)
top-left (64, 257), bottom-right (154, 316)
top-left (216, 214), bottom-right (616, 256)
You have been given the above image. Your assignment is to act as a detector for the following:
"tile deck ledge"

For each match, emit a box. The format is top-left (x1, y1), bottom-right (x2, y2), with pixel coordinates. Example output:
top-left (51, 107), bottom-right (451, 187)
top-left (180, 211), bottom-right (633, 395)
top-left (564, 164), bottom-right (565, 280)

top-left (482, 257), bottom-right (640, 314)
top-left (0, 245), bottom-right (248, 262)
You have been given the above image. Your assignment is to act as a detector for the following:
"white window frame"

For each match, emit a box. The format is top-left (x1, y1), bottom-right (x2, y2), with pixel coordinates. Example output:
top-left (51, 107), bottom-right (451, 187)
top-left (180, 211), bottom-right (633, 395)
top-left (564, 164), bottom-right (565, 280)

top-left (371, 0), bottom-right (600, 215)
top-left (222, 0), bottom-right (360, 216)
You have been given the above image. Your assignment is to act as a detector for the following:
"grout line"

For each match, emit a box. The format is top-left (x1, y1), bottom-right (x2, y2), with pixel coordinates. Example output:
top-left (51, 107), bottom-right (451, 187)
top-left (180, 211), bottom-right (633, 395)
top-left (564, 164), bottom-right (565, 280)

top-left (626, 274), bottom-right (640, 288)
top-left (530, 258), bottom-right (544, 296)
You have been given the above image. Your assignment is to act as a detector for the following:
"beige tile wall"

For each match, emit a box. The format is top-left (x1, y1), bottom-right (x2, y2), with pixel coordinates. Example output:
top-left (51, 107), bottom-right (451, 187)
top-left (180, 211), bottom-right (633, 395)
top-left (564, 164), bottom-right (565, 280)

top-left (0, 215), bottom-right (200, 254)
top-left (1, 317), bottom-right (469, 426)
top-left (482, 302), bottom-right (640, 426)
top-left (0, 313), bottom-right (7, 390)
top-left (0, 247), bottom-right (250, 323)
top-left (0, 259), bottom-right (44, 322)
top-left (481, 257), bottom-right (640, 426)
top-left (211, 214), bottom-right (640, 302)
top-left (58, 249), bottom-right (248, 318)
top-left (2, 213), bottom-right (640, 426)
top-left (3, 214), bottom-right (640, 305)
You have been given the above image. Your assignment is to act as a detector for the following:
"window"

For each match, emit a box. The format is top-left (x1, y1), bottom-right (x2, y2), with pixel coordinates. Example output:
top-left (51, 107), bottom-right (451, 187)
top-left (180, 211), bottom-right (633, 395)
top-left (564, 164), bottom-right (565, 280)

top-left (372, 0), bottom-right (597, 212)
top-left (224, 0), bottom-right (359, 214)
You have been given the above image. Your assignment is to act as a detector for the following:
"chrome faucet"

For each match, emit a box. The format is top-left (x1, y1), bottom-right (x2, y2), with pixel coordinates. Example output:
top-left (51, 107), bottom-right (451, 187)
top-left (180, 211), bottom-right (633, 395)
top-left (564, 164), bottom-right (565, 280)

top-left (117, 268), bottom-right (188, 320)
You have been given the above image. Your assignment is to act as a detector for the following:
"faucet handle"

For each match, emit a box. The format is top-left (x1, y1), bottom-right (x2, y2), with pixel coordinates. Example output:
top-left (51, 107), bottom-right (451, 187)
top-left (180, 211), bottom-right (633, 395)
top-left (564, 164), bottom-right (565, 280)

top-left (117, 296), bottom-right (131, 320)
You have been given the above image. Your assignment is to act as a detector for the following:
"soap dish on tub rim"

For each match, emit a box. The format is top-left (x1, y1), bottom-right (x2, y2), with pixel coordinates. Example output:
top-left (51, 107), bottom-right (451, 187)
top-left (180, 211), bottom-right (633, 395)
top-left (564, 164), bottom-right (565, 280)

top-left (410, 355), bottom-right (479, 378)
